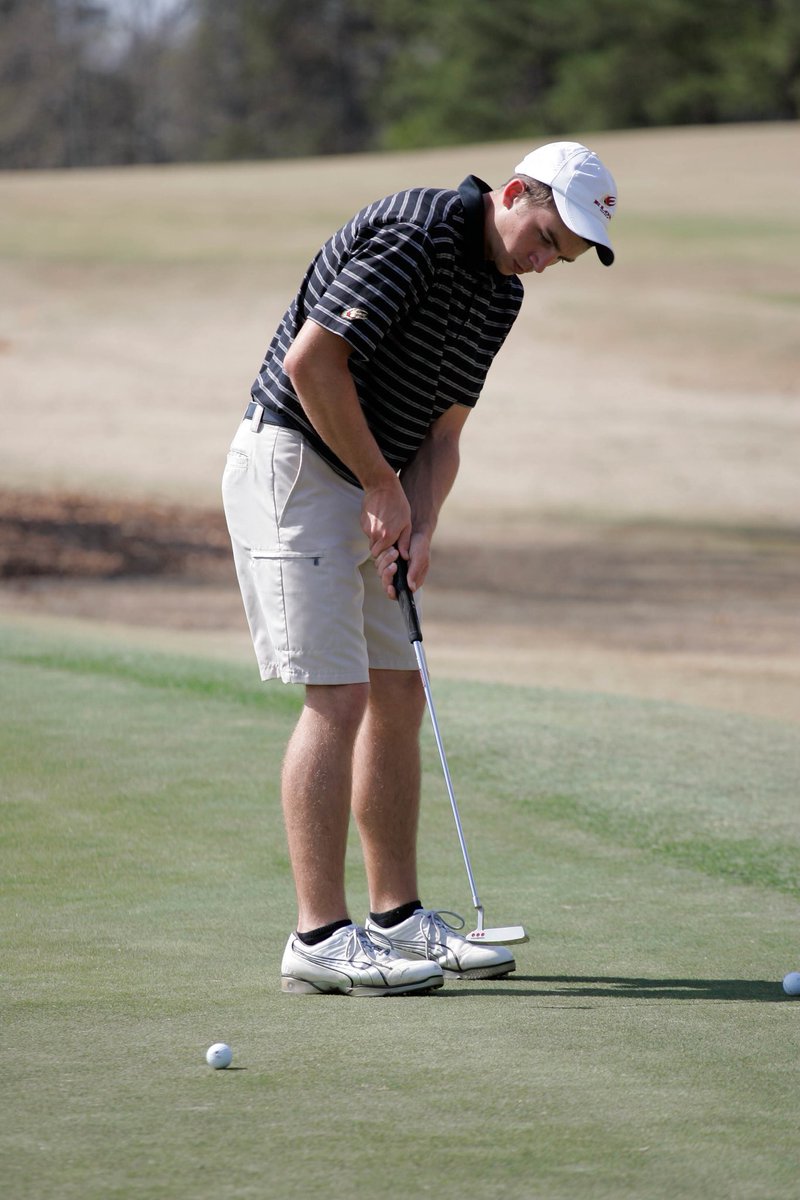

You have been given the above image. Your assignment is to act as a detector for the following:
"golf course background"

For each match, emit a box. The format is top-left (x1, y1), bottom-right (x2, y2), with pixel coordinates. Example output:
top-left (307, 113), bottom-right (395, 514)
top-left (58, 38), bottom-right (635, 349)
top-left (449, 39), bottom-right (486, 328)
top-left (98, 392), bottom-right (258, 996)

top-left (1, 122), bottom-right (799, 720)
top-left (2, 123), bottom-right (799, 1197)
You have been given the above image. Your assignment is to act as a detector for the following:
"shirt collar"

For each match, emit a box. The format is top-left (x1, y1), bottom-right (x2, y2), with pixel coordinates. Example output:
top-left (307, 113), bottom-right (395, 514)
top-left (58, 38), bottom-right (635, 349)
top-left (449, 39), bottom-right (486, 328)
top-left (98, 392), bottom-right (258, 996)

top-left (457, 175), bottom-right (490, 270)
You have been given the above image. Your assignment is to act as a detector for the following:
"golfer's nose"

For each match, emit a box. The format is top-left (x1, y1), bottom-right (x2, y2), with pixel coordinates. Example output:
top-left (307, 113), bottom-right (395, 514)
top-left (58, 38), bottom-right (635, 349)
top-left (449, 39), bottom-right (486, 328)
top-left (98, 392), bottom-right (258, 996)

top-left (532, 248), bottom-right (559, 273)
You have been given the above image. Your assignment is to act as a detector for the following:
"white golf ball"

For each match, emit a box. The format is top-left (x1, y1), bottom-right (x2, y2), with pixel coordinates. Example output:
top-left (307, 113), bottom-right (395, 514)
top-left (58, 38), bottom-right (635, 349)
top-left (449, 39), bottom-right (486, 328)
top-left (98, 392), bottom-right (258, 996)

top-left (206, 1042), bottom-right (233, 1069)
top-left (782, 972), bottom-right (800, 996)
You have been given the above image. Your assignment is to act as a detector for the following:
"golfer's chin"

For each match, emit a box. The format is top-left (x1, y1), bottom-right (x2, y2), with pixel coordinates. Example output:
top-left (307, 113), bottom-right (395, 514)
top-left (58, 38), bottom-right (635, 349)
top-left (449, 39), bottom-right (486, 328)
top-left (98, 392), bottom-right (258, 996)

top-left (494, 256), bottom-right (525, 278)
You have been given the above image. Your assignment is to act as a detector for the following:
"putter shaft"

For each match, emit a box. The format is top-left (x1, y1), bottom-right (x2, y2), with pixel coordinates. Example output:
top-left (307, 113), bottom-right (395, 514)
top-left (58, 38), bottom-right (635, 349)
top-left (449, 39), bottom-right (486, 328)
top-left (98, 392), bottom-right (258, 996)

top-left (411, 639), bottom-right (483, 918)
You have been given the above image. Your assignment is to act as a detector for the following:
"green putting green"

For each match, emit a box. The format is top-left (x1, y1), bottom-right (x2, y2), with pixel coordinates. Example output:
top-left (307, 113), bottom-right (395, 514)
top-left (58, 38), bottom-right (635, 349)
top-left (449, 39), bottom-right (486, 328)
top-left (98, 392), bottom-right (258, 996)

top-left (2, 624), bottom-right (799, 1200)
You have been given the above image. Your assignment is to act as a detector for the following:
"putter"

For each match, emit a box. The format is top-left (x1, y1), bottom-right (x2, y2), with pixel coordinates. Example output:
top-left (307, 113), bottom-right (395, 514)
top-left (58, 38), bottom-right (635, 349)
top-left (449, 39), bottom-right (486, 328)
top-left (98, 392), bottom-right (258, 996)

top-left (393, 555), bottom-right (529, 946)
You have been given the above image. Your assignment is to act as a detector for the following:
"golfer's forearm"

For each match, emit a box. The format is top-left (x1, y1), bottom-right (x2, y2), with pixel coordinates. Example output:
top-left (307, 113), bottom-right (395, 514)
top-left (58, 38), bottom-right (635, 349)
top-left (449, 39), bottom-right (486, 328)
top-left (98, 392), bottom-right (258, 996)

top-left (401, 432), bottom-right (461, 538)
top-left (301, 378), bottom-right (393, 490)
top-left (285, 338), bottom-right (395, 491)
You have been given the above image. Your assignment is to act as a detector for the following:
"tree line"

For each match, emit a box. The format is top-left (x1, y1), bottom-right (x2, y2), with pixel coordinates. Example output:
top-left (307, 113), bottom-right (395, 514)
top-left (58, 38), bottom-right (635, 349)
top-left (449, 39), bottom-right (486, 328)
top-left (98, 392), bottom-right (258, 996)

top-left (1, 0), bottom-right (798, 170)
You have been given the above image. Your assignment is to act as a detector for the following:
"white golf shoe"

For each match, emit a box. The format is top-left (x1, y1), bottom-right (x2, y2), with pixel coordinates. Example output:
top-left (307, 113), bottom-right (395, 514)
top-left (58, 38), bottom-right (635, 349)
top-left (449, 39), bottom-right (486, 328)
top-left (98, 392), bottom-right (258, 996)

top-left (280, 923), bottom-right (444, 996)
top-left (366, 909), bottom-right (516, 979)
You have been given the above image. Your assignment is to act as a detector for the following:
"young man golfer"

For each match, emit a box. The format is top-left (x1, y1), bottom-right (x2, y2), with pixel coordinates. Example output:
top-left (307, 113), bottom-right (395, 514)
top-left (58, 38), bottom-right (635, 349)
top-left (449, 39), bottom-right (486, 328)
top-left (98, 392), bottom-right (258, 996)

top-left (222, 141), bottom-right (618, 995)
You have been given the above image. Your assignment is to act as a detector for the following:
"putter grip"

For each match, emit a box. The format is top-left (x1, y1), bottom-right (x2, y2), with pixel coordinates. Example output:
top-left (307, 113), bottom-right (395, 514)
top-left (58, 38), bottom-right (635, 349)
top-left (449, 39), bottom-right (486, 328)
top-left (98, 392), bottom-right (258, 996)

top-left (393, 554), bottom-right (422, 644)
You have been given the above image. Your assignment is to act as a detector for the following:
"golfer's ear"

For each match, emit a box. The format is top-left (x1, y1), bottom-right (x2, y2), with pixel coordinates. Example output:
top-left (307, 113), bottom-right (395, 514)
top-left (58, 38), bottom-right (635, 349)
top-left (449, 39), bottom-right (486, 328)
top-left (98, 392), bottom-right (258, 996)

top-left (502, 178), bottom-right (526, 207)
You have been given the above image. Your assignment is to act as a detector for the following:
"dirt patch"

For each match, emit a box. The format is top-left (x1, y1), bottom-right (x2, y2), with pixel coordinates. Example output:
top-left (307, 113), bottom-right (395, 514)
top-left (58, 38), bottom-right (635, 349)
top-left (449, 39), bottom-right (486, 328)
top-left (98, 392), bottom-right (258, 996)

top-left (2, 489), bottom-right (799, 724)
top-left (0, 490), bottom-right (232, 583)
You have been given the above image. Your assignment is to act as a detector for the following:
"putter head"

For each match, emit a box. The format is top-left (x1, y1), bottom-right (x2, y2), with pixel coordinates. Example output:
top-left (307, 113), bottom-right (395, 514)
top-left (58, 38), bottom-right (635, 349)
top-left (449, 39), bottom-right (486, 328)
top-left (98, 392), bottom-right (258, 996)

top-left (466, 925), bottom-right (529, 946)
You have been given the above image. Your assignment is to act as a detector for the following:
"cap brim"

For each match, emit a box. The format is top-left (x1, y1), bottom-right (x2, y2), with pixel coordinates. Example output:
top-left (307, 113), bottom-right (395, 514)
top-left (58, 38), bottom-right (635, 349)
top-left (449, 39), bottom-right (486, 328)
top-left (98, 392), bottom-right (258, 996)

top-left (552, 191), bottom-right (615, 267)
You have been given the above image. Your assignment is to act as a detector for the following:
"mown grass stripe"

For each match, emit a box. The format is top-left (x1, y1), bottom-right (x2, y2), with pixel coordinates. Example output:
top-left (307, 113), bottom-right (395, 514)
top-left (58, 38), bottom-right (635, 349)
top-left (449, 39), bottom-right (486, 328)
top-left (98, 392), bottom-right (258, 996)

top-left (0, 632), bottom-right (299, 714)
top-left (529, 793), bottom-right (800, 899)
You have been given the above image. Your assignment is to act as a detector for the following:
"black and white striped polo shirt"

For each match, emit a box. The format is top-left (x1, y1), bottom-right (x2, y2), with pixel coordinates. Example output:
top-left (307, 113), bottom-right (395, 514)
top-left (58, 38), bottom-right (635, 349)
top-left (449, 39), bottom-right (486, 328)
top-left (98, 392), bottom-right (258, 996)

top-left (250, 175), bottom-right (524, 487)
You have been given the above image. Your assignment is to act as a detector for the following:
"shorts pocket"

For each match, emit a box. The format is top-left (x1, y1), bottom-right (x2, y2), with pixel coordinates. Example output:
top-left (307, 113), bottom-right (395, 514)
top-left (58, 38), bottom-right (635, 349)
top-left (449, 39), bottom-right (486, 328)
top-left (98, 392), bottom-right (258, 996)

top-left (251, 549), bottom-right (326, 565)
top-left (271, 430), bottom-right (304, 526)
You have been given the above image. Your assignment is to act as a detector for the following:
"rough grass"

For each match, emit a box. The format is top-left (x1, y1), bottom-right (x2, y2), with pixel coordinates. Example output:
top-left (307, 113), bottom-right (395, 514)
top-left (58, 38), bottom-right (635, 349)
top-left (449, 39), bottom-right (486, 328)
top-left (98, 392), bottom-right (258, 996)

top-left (3, 624), bottom-right (800, 1199)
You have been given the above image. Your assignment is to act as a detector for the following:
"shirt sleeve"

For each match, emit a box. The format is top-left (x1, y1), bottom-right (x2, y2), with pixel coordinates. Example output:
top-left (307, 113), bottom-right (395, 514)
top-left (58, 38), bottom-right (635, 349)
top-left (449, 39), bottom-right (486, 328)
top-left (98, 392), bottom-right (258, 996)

top-left (306, 222), bottom-right (439, 361)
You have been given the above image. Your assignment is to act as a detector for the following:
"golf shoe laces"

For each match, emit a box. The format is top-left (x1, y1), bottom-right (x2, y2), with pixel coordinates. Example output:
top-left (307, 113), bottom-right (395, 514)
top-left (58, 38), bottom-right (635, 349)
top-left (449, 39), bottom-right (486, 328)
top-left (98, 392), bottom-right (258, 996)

top-left (417, 909), bottom-right (467, 951)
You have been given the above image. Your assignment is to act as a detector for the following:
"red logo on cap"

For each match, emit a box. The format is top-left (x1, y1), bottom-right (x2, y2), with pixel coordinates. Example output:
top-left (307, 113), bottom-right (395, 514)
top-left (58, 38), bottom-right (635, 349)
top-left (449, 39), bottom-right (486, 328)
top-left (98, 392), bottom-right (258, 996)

top-left (604, 195), bottom-right (616, 207)
top-left (593, 197), bottom-right (613, 220)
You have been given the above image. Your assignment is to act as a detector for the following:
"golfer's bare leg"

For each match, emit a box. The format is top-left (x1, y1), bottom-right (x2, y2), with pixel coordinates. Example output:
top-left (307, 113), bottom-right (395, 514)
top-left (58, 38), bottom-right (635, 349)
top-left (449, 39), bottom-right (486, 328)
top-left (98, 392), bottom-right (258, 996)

top-left (281, 682), bottom-right (369, 933)
top-left (352, 668), bottom-right (426, 913)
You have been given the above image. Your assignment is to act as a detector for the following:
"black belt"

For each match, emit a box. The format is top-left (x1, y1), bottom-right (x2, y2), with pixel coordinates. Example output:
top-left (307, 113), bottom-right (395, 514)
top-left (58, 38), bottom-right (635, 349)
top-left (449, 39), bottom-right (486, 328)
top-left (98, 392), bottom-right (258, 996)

top-left (244, 401), bottom-right (296, 429)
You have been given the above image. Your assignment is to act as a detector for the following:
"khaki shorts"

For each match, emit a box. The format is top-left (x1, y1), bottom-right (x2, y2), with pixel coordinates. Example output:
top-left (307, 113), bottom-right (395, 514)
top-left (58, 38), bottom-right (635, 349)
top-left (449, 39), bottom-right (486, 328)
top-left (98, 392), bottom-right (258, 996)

top-left (221, 418), bottom-right (419, 684)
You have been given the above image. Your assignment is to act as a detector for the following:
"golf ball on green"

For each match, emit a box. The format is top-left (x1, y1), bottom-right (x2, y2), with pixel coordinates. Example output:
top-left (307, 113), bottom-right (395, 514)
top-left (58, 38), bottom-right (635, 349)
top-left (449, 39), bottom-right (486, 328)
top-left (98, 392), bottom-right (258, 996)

top-left (206, 1042), bottom-right (233, 1069)
top-left (782, 972), bottom-right (800, 996)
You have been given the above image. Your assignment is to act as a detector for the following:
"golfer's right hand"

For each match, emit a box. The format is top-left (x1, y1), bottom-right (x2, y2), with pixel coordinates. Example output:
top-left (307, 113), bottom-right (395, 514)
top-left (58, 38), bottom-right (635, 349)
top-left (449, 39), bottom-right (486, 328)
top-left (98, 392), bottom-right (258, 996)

top-left (374, 532), bottom-right (430, 600)
top-left (361, 476), bottom-right (412, 566)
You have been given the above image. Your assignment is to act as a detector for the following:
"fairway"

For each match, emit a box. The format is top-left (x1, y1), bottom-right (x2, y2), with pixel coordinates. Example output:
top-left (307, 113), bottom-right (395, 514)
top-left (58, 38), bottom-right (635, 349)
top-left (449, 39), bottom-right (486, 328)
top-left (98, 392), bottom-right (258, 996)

top-left (3, 625), bottom-right (800, 1199)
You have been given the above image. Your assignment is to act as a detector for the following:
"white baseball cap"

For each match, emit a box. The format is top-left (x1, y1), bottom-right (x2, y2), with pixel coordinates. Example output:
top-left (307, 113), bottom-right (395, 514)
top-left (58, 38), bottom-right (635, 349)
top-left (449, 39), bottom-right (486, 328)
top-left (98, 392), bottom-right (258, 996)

top-left (514, 141), bottom-right (618, 266)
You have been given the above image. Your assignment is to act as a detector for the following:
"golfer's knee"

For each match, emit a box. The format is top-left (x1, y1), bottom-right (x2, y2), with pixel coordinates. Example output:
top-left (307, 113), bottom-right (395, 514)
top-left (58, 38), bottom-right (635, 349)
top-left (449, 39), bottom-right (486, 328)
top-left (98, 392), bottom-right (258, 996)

top-left (304, 682), bottom-right (370, 735)
top-left (369, 669), bottom-right (426, 725)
